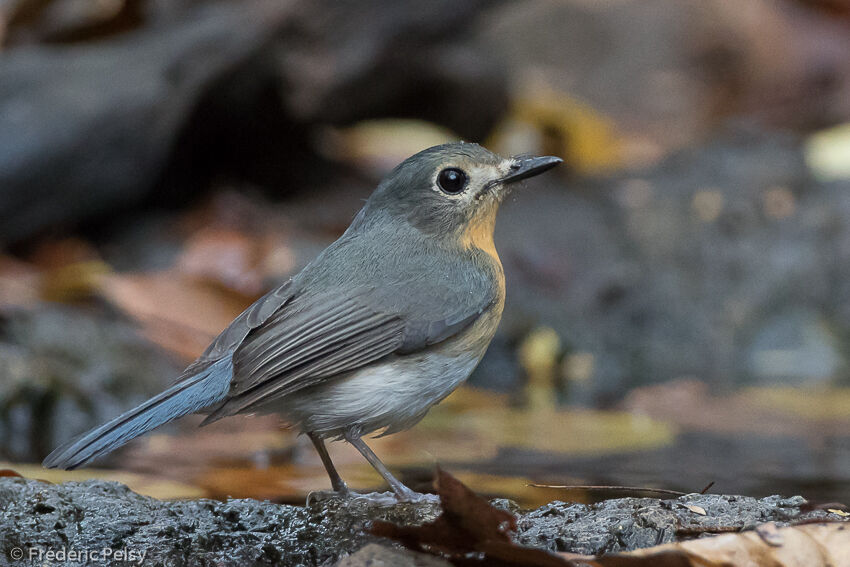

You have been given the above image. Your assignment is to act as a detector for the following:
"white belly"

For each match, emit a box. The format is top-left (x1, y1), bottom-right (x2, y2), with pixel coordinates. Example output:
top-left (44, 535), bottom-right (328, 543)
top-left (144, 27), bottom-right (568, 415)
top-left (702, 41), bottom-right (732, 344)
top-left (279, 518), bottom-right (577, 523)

top-left (267, 349), bottom-right (482, 438)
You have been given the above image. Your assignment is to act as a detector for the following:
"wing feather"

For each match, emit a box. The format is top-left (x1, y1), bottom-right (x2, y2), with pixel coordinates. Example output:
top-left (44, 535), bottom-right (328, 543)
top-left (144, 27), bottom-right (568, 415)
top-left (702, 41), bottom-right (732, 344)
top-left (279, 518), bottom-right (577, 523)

top-left (202, 292), bottom-right (406, 422)
top-left (199, 246), bottom-right (501, 423)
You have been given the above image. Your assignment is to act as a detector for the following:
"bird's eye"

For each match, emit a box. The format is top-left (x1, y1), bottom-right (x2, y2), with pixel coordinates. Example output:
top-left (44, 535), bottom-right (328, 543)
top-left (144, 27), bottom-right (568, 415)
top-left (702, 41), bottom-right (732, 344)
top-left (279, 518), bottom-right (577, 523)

top-left (437, 168), bottom-right (468, 194)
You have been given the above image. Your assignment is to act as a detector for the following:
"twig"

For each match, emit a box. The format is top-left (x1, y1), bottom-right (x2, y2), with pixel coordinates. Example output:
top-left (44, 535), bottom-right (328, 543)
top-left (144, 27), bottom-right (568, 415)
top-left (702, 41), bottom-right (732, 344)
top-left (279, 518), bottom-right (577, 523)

top-left (527, 483), bottom-right (687, 497)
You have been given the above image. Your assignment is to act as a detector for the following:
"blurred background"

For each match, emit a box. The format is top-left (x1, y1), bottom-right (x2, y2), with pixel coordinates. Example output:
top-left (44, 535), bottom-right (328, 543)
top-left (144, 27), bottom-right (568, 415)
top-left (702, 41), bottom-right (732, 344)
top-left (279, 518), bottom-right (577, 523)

top-left (1, 0), bottom-right (849, 506)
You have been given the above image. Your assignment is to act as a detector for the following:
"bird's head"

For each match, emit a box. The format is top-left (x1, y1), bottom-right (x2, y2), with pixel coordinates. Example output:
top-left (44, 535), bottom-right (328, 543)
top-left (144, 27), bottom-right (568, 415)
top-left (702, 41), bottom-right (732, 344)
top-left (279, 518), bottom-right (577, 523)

top-left (358, 142), bottom-right (561, 249)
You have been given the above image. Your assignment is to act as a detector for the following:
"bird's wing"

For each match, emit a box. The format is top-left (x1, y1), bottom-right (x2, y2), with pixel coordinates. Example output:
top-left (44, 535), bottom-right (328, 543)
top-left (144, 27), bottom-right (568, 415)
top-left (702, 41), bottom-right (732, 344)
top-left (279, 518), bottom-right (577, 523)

top-left (177, 280), bottom-right (295, 379)
top-left (202, 279), bottom-right (495, 422)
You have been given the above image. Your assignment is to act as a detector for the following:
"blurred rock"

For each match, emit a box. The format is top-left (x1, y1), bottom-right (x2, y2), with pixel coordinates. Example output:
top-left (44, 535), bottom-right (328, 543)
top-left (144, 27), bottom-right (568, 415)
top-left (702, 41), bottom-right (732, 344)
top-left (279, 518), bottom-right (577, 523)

top-left (747, 309), bottom-right (840, 385)
top-left (275, 0), bottom-right (506, 140)
top-left (0, 306), bottom-right (178, 461)
top-left (515, 493), bottom-right (828, 556)
top-left (0, 0), bottom-right (507, 244)
top-left (0, 1), bottom-right (290, 243)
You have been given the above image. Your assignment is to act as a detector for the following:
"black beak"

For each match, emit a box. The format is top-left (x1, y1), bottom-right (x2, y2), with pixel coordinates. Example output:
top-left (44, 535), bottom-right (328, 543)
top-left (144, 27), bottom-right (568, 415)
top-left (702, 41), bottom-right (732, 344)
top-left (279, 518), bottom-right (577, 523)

top-left (501, 155), bottom-right (563, 183)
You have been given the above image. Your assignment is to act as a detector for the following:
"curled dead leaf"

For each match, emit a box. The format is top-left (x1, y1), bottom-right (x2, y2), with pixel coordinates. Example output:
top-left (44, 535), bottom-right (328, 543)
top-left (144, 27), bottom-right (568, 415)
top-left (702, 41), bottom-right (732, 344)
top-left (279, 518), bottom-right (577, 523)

top-left (371, 469), bottom-right (570, 566)
top-left (588, 522), bottom-right (850, 567)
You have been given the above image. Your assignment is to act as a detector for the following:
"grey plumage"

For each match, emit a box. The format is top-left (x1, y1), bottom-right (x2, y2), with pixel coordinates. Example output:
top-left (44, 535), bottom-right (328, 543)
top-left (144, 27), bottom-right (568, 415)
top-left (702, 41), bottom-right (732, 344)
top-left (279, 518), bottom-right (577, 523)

top-left (206, 209), bottom-right (501, 422)
top-left (42, 142), bottom-right (561, 500)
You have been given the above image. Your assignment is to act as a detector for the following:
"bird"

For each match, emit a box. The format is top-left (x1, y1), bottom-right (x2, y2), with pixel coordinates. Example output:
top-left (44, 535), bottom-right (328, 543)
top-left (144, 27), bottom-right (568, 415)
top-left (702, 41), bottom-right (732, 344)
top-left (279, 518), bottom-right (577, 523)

top-left (43, 142), bottom-right (561, 501)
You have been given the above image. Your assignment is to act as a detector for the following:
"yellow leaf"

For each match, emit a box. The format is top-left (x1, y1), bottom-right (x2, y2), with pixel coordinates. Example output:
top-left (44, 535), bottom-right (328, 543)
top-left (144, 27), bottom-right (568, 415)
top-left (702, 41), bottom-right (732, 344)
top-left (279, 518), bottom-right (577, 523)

top-left (602, 522), bottom-right (850, 567)
top-left (805, 123), bottom-right (850, 181)
top-left (320, 119), bottom-right (458, 175)
top-left (742, 387), bottom-right (850, 420)
top-left (493, 85), bottom-right (621, 175)
top-left (0, 462), bottom-right (203, 500)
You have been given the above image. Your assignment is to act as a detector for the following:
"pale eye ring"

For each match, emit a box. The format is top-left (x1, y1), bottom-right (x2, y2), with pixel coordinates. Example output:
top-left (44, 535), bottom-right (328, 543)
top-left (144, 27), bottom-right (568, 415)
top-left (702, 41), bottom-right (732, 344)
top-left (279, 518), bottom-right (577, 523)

top-left (437, 168), bottom-right (468, 194)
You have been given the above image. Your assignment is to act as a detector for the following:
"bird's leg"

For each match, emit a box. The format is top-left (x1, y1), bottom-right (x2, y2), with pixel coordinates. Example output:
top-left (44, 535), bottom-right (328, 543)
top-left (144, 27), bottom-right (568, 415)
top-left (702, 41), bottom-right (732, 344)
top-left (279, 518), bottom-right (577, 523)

top-left (308, 432), bottom-right (349, 494)
top-left (344, 430), bottom-right (419, 502)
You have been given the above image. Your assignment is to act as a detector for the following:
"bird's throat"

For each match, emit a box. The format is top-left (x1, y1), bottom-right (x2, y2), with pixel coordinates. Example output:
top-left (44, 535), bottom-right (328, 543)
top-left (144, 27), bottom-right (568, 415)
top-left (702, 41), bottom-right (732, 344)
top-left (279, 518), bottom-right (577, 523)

top-left (460, 211), bottom-right (499, 263)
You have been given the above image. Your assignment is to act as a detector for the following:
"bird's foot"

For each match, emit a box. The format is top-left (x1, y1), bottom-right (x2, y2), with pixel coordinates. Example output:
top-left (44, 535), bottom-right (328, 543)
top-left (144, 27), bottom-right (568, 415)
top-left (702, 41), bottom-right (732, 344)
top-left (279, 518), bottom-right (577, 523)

top-left (305, 487), bottom-right (354, 505)
top-left (392, 489), bottom-right (439, 505)
top-left (307, 488), bottom-right (438, 506)
top-left (352, 489), bottom-right (438, 506)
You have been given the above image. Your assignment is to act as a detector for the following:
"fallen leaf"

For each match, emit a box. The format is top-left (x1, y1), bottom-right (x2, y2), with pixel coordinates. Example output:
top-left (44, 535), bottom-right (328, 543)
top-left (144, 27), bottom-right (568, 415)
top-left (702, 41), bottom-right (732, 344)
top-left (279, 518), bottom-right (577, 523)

top-left (684, 504), bottom-right (707, 516)
top-left (41, 260), bottom-right (112, 302)
top-left (0, 255), bottom-right (41, 309)
top-left (371, 469), bottom-right (570, 566)
top-left (121, 415), bottom-right (293, 474)
top-left (27, 237), bottom-right (100, 269)
top-left (98, 271), bottom-right (255, 361)
top-left (805, 122), bottom-right (850, 181)
top-left (742, 386), bottom-right (850, 420)
top-left (495, 81), bottom-right (622, 175)
top-left (589, 522), bottom-right (850, 567)
top-left (24, 239), bottom-right (111, 301)
top-left (195, 462), bottom-right (382, 503)
top-left (800, 501), bottom-right (848, 513)
top-left (0, 462), bottom-right (202, 499)
top-left (319, 119), bottom-right (458, 176)
top-left (622, 379), bottom-right (850, 437)
top-left (381, 399), bottom-right (675, 464)
top-left (0, 469), bottom-right (24, 478)
top-left (176, 228), bottom-right (275, 296)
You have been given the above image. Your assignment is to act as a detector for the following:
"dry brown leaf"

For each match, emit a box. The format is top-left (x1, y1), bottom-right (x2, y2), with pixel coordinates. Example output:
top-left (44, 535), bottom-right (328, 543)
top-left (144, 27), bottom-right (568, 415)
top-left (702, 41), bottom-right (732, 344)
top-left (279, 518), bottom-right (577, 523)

top-left (122, 415), bottom-right (289, 469)
top-left (622, 379), bottom-right (850, 437)
top-left (371, 469), bottom-right (570, 566)
top-left (0, 462), bottom-right (202, 499)
top-left (684, 504), bottom-right (707, 516)
top-left (195, 463), bottom-right (358, 502)
top-left (585, 522), bottom-right (850, 567)
top-left (98, 271), bottom-right (255, 361)
top-left (176, 227), bottom-right (275, 296)
top-left (0, 255), bottom-right (41, 309)
top-left (27, 237), bottom-right (100, 269)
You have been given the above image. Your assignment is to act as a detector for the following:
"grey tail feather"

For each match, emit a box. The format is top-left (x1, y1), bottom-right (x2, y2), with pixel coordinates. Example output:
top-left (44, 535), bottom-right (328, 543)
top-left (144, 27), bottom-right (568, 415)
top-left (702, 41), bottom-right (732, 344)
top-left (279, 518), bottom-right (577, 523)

top-left (42, 356), bottom-right (233, 470)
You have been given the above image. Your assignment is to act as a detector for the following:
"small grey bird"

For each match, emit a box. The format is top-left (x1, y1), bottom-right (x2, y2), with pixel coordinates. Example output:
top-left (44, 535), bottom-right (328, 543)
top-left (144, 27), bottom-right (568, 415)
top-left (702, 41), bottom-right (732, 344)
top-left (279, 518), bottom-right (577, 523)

top-left (43, 142), bottom-right (561, 501)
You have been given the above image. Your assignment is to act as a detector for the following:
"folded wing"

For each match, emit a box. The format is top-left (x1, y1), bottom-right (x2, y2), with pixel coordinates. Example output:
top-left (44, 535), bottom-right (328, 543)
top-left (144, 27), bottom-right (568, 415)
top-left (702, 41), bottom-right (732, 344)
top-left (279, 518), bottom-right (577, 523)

top-left (202, 279), bottom-right (494, 422)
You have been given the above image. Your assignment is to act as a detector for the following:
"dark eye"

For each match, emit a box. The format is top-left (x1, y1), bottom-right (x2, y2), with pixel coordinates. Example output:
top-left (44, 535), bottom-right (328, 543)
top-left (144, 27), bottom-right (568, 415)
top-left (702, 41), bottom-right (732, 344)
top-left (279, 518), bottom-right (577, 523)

top-left (437, 168), bottom-right (468, 194)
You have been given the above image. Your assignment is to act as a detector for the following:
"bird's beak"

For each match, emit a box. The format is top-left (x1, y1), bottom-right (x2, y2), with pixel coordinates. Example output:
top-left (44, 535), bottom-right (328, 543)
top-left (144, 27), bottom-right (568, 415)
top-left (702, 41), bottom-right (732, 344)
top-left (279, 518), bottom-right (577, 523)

top-left (501, 155), bottom-right (563, 184)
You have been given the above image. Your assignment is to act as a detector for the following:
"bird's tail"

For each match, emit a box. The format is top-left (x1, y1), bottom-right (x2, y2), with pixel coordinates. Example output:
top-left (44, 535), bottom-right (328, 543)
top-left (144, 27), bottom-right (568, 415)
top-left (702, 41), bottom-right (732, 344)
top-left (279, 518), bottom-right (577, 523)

top-left (43, 356), bottom-right (233, 470)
